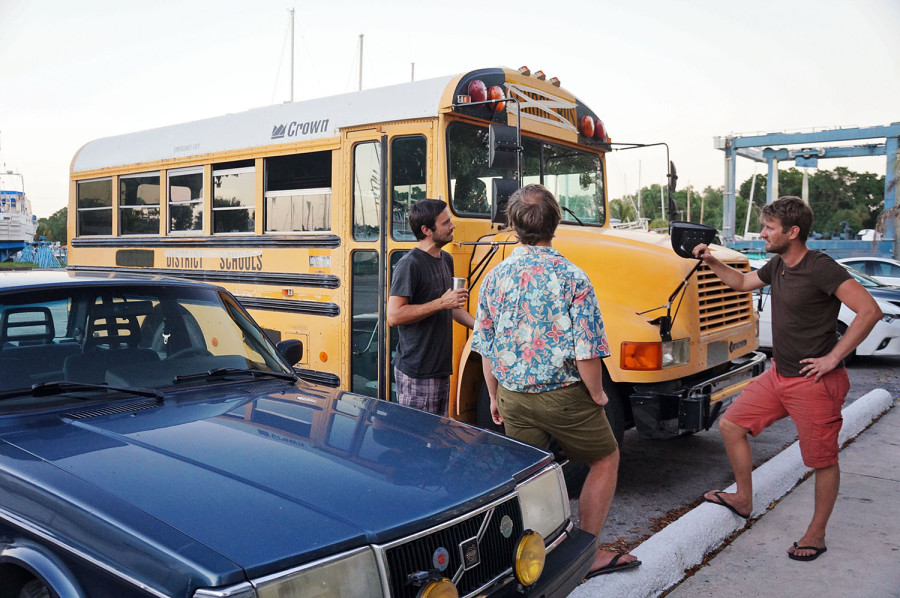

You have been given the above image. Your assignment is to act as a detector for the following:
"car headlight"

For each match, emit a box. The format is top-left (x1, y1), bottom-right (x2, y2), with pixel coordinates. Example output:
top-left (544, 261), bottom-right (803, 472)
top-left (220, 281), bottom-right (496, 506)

top-left (254, 548), bottom-right (384, 598)
top-left (881, 312), bottom-right (899, 323)
top-left (517, 463), bottom-right (569, 540)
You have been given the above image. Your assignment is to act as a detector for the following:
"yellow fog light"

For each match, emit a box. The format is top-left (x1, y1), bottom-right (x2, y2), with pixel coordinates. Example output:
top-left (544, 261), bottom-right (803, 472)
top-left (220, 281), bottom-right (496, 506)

top-left (514, 530), bottom-right (545, 587)
top-left (417, 578), bottom-right (458, 598)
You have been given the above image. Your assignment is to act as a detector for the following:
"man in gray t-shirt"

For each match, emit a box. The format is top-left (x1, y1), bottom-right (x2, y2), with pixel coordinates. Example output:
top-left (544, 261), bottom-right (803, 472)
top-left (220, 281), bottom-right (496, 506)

top-left (387, 199), bottom-right (474, 415)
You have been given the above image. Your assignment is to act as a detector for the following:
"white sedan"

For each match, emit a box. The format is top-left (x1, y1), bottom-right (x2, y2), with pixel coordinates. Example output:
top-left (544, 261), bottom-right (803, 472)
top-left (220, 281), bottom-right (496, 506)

top-left (749, 259), bottom-right (900, 359)
top-left (836, 256), bottom-right (900, 286)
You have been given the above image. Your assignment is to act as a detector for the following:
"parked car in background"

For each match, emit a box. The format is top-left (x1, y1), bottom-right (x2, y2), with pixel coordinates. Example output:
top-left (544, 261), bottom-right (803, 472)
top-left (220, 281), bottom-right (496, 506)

top-left (0, 270), bottom-right (594, 598)
top-left (749, 259), bottom-right (900, 360)
top-left (836, 256), bottom-right (900, 286)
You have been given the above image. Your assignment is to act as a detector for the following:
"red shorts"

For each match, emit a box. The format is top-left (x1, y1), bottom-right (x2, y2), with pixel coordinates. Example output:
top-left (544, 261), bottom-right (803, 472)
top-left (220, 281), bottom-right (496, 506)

top-left (722, 365), bottom-right (850, 468)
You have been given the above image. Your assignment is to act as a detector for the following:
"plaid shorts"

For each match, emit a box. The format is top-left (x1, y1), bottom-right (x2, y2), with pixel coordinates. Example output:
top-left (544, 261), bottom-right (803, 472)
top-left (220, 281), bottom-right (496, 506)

top-left (394, 367), bottom-right (450, 416)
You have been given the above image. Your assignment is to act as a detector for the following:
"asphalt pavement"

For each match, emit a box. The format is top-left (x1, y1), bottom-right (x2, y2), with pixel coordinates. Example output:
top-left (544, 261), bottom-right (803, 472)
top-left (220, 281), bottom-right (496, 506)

top-left (570, 389), bottom-right (898, 598)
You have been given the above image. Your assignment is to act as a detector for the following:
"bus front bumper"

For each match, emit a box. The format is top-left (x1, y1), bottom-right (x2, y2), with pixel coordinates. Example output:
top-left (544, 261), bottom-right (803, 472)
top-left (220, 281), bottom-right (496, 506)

top-left (630, 351), bottom-right (768, 439)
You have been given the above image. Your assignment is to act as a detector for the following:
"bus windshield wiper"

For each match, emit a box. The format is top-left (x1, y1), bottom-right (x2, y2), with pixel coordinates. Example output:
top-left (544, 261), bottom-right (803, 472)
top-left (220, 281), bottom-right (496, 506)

top-left (173, 368), bottom-right (298, 384)
top-left (561, 206), bottom-right (584, 225)
top-left (28, 381), bottom-right (164, 400)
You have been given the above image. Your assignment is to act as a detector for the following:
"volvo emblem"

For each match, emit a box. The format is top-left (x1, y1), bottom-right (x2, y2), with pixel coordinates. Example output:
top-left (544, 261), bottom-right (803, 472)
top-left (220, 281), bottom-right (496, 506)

top-left (459, 537), bottom-right (481, 570)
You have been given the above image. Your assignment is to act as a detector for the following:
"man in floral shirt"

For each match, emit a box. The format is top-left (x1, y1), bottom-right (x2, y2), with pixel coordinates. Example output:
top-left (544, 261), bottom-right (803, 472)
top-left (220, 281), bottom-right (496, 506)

top-left (472, 184), bottom-right (639, 578)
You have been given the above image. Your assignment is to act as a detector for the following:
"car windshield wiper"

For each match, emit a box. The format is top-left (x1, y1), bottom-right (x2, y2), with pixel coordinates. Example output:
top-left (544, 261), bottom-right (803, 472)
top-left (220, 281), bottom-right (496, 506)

top-left (173, 368), bottom-right (298, 384)
top-left (26, 381), bottom-right (164, 400)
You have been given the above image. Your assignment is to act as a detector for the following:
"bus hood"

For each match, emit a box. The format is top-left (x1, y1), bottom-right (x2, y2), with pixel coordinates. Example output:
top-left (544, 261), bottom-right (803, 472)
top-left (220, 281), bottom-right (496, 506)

top-left (0, 385), bottom-right (548, 587)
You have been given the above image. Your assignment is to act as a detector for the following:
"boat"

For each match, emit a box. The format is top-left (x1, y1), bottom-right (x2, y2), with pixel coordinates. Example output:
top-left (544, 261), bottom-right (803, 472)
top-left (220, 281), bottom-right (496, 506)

top-left (0, 168), bottom-right (38, 261)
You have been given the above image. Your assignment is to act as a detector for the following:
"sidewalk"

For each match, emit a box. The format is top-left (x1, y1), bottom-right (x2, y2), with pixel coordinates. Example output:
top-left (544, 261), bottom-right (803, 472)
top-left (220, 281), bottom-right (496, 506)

top-left (571, 390), bottom-right (898, 598)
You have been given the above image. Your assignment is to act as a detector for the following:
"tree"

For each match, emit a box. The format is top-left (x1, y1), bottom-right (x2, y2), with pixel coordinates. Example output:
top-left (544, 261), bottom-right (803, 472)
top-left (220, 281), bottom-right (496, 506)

top-left (35, 208), bottom-right (67, 244)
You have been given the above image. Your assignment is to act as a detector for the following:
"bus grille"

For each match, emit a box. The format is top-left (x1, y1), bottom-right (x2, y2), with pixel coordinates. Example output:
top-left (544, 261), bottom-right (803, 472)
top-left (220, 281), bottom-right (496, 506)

top-left (696, 262), bottom-right (754, 334)
top-left (383, 497), bottom-right (523, 598)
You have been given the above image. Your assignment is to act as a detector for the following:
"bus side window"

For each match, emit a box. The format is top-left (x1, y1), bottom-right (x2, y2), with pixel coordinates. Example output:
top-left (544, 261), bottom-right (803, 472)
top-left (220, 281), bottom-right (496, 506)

top-left (264, 151), bottom-right (333, 233)
top-left (390, 136), bottom-right (426, 241)
top-left (353, 142), bottom-right (381, 241)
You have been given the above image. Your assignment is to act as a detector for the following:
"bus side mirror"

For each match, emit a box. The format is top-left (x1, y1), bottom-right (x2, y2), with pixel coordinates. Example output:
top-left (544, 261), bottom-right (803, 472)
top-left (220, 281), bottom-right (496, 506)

top-left (492, 178), bottom-right (518, 224)
top-left (276, 338), bottom-right (304, 366)
top-left (488, 124), bottom-right (519, 170)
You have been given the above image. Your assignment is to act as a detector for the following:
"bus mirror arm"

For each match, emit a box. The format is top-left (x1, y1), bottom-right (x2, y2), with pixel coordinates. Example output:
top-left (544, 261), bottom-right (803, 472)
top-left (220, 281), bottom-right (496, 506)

top-left (637, 259), bottom-right (703, 342)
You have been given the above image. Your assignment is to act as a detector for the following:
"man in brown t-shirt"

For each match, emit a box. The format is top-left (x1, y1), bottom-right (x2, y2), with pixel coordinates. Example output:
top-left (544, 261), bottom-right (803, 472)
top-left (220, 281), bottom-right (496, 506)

top-left (693, 196), bottom-right (880, 562)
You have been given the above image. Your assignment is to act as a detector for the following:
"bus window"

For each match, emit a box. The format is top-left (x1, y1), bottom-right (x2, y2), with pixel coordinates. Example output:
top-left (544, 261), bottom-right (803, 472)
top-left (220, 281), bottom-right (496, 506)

top-left (119, 172), bottom-right (160, 235)
top-left (264, 151), bottom-right (333, 233)
top-left (350, 250), bottom-right (379, 398)
top-left (168, 167), bottom-right (203, 234)
top-left (390, 136), bottom-right (426, 241)
top-left (76, 178), bottom-right (113, 236)
top-left (212, 161), bottom-right (255, 234)
top-left (352, 142), bottom-right (381, 241)
top-left (542, 143), bottom-right (604, 224)
top-left (446, 122), bottom-right (504, 216)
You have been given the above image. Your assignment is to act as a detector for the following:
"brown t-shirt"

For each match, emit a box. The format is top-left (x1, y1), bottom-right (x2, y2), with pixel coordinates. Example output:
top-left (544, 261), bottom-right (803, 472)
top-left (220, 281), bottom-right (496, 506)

top-left (757, 251), bottom-right (851, 377)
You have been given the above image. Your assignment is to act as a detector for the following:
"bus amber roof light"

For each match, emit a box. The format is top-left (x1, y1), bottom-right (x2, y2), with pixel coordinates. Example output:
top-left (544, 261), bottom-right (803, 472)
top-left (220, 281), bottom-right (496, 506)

top-left (549, 77), bottom-right (561, 87)
top-left (488, 85), bottom-right (506, 112)
top-left (518, 66), bottom-right (531, 76)
top-left (580, 116), bottom-right (595, 139)
top-left (467, 80), bottom-right (488, 103)
top-left (593, 118), bottom-right (607, 141)
top-left (534, 70), bottom-right (546, 81)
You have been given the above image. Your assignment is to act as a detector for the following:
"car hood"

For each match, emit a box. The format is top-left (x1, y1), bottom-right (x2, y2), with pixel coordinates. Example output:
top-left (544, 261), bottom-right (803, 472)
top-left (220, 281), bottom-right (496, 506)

top-left (0, 382), bottom-right (548, 585)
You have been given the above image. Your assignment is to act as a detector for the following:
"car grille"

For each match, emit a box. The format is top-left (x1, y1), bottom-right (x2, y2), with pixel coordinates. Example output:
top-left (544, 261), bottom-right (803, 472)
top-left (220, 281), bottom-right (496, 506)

top-left (382, 496), bottom-right (523, 598)
top-left (697, 262), bottom-right (754, 334)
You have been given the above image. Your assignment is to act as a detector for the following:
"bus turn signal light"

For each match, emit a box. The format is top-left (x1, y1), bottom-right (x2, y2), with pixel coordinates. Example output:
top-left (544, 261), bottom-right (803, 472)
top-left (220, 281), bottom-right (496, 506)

top-left (621, 342), bottom-right (662, 370)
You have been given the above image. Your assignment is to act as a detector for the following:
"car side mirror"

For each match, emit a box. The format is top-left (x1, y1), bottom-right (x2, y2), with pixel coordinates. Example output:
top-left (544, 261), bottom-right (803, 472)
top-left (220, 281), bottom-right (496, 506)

top-left (276, 339), bottom-right (304, 366)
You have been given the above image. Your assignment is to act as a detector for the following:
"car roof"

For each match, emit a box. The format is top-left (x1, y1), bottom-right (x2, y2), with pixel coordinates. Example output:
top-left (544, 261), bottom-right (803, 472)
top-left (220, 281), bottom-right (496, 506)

top-left (0, 269), bottom-right (222, 293)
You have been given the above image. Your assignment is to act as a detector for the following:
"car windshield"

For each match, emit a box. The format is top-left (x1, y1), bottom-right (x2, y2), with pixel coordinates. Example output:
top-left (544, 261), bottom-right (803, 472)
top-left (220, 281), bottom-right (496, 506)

top-left (840, 264), bottom-right (884, 288)
top-left (0, 281), bottom-right (293, 410)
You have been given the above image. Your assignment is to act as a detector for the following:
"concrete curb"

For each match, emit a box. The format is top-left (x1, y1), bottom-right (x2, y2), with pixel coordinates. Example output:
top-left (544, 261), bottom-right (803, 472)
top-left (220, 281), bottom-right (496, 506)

top-left (571, 388), bottom-right (895, 598)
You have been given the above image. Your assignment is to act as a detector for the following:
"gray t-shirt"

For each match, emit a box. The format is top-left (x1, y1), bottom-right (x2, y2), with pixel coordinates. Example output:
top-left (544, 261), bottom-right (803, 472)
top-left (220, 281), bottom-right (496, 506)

top-left (757, 251), bottom-right (851, 377)
top-left (390, 248), bottom-right (453, 378)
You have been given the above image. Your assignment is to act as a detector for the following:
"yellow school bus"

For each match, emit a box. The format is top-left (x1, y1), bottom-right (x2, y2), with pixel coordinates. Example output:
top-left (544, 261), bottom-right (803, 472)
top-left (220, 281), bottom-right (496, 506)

top-left (68, 66), bottom-right (765, 443)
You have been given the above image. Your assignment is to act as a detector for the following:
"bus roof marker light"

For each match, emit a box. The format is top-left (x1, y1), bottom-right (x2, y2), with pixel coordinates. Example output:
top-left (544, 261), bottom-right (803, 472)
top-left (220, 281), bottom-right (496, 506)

top-left (549, 77), bottom-right (561, 87)
top-left (456, 95), bottom-right (471, 104)
top-left (467, 80), bottom-right (488, 103)
top-left (580, 116), bottom-right (595, 139)
top-left (518, 66), bottom-right (531, 76)
top-left (534, 70), bottom-right (546, 81)
top-left (488, 85), bottom-right (506, 112)
top-left (594, 119), bottom-right (608, 141)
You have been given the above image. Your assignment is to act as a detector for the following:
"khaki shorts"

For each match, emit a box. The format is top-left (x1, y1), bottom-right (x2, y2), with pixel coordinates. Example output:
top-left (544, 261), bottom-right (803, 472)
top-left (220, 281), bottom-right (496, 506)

top-left (497, 381), bottom-right (618, 462)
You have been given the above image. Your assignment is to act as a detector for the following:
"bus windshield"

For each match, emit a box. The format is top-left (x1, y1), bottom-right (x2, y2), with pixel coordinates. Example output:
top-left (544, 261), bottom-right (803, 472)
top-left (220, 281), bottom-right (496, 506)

top-left (447, 122), bottom-right (605, 225)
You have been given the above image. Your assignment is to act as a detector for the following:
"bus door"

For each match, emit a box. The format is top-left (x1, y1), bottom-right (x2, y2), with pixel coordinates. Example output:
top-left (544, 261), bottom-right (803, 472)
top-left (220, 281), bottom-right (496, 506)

top-left (346, 127), bottom-right (431, 402)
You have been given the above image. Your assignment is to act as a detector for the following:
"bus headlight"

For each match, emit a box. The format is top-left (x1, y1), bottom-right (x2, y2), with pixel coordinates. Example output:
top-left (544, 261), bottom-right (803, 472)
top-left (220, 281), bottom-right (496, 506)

top-left (517, 464), bottom-right (569, 540)
top-left (514, 531), bottom-right (546, 587)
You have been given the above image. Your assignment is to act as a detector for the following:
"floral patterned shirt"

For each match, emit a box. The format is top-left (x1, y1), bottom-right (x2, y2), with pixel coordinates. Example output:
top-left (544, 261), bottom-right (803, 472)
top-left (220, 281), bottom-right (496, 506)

top-left (471, 245), bottom-right (609, 393)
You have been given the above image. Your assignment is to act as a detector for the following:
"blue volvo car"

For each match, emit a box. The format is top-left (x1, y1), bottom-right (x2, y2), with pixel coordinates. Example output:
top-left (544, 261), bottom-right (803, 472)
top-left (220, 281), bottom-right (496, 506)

top-left (0, 271), bottom-right (595, 598)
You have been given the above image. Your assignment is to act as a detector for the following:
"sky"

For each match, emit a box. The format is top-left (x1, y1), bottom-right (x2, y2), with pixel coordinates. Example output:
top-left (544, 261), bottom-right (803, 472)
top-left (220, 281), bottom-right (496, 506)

top-left (1, 0), bottom-right (899, 219)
